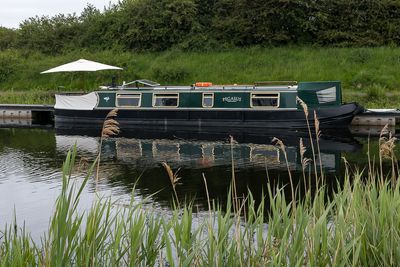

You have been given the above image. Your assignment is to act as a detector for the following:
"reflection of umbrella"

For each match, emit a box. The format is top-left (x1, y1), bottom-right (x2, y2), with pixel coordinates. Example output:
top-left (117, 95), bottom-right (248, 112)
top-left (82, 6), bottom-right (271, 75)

top-left (40, 58), bottom-right (123, 73)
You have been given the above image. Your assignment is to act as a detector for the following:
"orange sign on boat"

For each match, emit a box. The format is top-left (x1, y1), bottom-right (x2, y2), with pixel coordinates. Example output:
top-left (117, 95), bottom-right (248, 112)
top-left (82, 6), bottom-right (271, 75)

top-left (195, 82), bottom-right (213, 87)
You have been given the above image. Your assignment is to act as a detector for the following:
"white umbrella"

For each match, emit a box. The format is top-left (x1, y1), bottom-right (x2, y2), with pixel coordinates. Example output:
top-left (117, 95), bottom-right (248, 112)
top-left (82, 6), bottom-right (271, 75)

top-left (40, 58), bottom-right (123, 74)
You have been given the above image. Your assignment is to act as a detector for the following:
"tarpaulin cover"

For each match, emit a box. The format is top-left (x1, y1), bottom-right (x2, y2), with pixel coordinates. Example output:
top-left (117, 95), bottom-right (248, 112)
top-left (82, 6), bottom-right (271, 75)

top-left (55, 92), bottom-right (98, 110)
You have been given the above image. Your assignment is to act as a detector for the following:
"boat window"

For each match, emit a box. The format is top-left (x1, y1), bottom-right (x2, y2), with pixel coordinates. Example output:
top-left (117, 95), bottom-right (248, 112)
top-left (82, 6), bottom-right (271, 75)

top-left (251, 93), bottom-right (279, 108)
top-left (202, 93), bottom-right (214, 107)
top-left (116, 93), bottom-right (141, 107)
top-left (153, 93), bottom-right (179, 107)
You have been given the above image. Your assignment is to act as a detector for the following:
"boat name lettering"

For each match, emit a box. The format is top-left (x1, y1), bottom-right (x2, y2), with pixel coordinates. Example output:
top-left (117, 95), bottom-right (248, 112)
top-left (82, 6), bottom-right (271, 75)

top-left (222, 96), bottom-right (242, 103)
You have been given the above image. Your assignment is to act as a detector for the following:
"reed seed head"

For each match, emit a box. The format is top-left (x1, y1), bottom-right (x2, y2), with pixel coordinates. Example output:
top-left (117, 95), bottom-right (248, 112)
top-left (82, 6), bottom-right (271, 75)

top-left (272, 137), bottom-right (285, 152)
top-left (313, 111), bottom-right (321, 138)
top-left (378, 124), bottom-right (396, 159)
top-left (299, 138), bottom-right (306, 157)
top-left (299, 138), bottom-right (311, 170)
top-left (379, 124), bottom-right (389, 138)
top-left (101, 109), bottom-right (120, 138)
top-left (161, 162), bottom-right (181, 189)
top-left (380, 133), bottom-right (397, 159)
top-left (229, 135), bottom-right (238, 145)
top-left (296, 96), bottom-right (309, 118)
top-left (106, 108), bottom-right (118, 119)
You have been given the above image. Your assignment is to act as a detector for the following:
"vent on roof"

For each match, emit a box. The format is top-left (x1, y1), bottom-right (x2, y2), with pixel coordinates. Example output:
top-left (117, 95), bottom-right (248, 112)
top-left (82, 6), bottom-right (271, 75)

top-left (254, 81), bottom-right (297, 86)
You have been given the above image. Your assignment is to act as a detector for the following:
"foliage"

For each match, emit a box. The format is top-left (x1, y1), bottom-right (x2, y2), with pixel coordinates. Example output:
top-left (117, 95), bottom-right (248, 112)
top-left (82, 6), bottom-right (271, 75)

top-left (2, 0), bottom-right (400, 53)
top-left (120, 0), bottom-right (198, 51)
top-left (17, 14), bottom-right (82, 54)
top-left (317, 0), bottom-right (400, 46)
top-left (0, 27), bottom-right (17, 50)
top-left (0, 51), bottom-right (19, 83)
top-left (212, 0), bottom-right (319, 46)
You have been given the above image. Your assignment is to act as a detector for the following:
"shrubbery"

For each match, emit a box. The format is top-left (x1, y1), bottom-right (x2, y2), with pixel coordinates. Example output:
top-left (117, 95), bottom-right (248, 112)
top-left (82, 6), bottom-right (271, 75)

top-left (0, 51), bottom-right (19, 82)
top-left (1, 0), bottom-right (400, 54)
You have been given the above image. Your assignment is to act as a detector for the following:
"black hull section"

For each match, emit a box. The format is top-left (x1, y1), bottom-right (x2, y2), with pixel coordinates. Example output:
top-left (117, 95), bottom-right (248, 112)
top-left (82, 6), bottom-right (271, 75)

top-left (55, 103), bottom-right (363, 131)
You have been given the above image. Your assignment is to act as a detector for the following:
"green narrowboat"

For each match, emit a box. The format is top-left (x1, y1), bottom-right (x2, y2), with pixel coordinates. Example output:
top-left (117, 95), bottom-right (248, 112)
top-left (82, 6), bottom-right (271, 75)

top-left (54, 80), bottom-right (363, 130)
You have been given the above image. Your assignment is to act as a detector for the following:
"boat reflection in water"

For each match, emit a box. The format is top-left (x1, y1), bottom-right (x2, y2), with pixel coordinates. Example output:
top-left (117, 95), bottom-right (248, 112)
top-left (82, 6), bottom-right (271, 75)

top-left (55, 127), bottom-right (363, 208)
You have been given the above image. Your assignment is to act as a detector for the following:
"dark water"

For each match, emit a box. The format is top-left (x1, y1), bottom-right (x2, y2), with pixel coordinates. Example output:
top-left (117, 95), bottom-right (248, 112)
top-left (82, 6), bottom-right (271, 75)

top-left (0, 126), bottom-right (397, 239)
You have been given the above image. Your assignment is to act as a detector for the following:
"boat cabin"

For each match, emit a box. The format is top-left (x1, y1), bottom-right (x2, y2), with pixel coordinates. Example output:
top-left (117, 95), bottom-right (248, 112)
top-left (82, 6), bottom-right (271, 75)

top-left (94, 80), bottom-right (342, 110)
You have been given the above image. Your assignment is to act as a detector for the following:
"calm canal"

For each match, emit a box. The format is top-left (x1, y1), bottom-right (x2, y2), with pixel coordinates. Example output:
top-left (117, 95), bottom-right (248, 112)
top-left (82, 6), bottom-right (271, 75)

top-left (0, 126), bottom-right (397, 239)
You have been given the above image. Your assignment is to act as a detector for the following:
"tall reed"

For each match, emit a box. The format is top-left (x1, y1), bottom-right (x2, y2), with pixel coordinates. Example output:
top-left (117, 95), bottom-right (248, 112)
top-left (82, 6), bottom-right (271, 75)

top-left (272, 137), bottom-right (296, 214)
top-left (1, 129), bottom-right (400, 266)
top-left (162, 162), bottom-right (182, 207)
top-left (96, 109), bottom-right (119, 180)
top-left (314, 111), bottom-right (324, 182)
top-left (296, 97), bottom-right (319, 185)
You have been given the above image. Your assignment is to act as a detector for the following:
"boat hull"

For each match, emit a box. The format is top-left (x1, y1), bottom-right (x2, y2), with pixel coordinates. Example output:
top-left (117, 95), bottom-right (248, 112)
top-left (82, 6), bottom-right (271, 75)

top-left (54, 102), bottom-right (363, 130)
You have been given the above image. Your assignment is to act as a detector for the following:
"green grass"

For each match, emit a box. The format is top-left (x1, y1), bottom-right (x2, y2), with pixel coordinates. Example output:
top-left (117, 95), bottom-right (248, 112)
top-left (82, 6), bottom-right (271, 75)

top-left (1, 132), bottom-right (400, 266)
top-left (1, 46), bottom-right (400, 107)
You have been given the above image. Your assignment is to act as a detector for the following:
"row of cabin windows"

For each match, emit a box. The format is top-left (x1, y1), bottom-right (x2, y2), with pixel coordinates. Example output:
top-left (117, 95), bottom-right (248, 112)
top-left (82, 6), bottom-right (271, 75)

top-left (116, 93), bottom-right (279, 108)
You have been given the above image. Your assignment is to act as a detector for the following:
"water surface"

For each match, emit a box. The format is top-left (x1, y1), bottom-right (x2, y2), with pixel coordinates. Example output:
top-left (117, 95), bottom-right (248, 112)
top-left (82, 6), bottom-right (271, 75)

top-left (0, 127), bottom-right (396, 239)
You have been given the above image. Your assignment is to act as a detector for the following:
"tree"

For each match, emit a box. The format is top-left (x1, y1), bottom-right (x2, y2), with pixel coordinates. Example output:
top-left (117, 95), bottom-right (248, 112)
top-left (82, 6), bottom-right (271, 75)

top-left (17, 14), bottom-right (81, 54)
top-left (0, 27), bottom-right (17, 50)
top-left (121, 0), bottom-right (197, 51)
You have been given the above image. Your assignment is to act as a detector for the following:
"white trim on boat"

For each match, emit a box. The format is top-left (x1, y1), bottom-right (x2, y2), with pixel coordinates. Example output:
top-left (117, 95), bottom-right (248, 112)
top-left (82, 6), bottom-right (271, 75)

top-left (92, 107), bottom-right (299, 111)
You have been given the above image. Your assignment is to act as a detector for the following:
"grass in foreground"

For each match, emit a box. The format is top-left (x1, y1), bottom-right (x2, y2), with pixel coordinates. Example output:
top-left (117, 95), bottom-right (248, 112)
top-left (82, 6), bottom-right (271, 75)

top-left (0, 130), bottom-right (400, 266)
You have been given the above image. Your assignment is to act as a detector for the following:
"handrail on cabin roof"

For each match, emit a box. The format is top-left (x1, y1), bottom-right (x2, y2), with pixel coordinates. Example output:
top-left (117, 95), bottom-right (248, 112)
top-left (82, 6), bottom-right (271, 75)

top-left (254, 81), bottom-right (298, 86)
top-left (106, 80), bottom-right (298, 90)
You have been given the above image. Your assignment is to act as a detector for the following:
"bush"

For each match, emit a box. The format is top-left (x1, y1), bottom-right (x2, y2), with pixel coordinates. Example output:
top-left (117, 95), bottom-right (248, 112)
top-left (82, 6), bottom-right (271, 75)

top-left (0, 52), bottom-right (18, 82)
top-left (0, 27), bottom-right (17, 50)
top-left (0, 0), bottom-right (399, 53)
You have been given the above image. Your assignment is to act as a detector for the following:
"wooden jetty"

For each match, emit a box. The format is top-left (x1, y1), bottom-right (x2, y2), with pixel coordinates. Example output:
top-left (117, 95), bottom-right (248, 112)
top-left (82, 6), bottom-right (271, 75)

top-left (349, 109), bottom-right (400, 136)
top-left (351, 109), bottom-right (400, 127)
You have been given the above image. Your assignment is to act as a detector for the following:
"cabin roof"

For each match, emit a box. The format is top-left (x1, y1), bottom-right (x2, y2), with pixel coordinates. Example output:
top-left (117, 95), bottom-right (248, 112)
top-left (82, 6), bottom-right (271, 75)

top-left (107, 79), bottom-right (299, 91)
top-left (109, 85), bottom-right (298, 91)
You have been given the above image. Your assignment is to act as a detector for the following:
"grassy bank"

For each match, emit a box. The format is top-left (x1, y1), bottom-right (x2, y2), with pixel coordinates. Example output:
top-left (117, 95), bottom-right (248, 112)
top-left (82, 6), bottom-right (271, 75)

top-left (1, 128), bottom-right (400, 265)
top-left (1, 47), bottom-right (400, 107)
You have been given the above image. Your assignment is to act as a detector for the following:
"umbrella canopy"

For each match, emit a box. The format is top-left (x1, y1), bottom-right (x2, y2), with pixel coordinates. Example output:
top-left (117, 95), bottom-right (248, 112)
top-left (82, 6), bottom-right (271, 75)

top-left (41, 59), bottom-right (123, 74)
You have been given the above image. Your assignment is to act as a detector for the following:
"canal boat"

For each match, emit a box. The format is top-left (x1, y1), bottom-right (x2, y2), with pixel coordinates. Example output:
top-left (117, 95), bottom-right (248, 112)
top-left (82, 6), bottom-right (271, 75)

top-left (54, 80), bottom-right (363, 130)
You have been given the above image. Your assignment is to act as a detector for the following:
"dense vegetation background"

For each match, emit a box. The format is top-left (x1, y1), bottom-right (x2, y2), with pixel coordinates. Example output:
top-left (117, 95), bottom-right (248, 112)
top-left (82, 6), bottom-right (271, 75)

top-left (2, 0), bottom-right (400, 53)
top-left (0, 0), bottom-right (400, 107)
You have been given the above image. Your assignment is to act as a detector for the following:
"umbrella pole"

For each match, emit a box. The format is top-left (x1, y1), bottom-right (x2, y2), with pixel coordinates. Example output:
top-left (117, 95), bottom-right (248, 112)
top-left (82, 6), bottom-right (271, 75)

top-left (69, 73), bottom-right (74, 90)
top-left (84, 72), bottom-right (87, 91)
